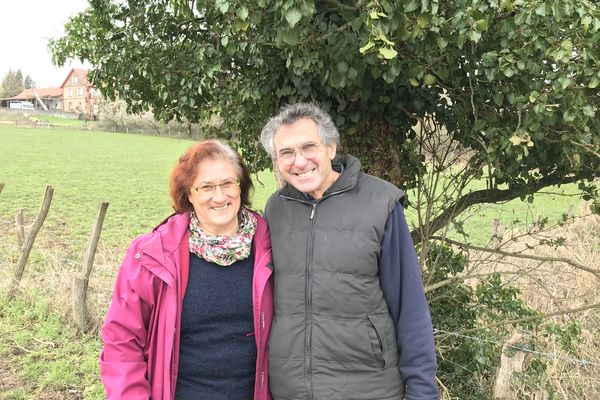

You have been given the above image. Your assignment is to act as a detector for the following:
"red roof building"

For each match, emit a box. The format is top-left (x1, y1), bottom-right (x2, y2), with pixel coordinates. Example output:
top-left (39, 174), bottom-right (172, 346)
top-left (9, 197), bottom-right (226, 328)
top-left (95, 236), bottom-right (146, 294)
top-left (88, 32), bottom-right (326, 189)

top-left (1, 68), bottom-right (100, 118)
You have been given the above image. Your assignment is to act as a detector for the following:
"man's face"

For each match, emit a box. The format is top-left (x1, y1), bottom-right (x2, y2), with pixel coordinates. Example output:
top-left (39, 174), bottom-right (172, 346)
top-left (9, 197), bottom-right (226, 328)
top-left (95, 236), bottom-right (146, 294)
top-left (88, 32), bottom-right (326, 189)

top-left (273, 118), bottom-right (337, 200)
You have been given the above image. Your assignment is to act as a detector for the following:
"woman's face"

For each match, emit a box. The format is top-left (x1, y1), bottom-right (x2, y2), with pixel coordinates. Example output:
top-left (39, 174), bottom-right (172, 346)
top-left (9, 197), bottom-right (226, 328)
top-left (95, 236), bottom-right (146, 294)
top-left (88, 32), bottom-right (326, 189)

top-left (187, 158), bottom-right (241, 235)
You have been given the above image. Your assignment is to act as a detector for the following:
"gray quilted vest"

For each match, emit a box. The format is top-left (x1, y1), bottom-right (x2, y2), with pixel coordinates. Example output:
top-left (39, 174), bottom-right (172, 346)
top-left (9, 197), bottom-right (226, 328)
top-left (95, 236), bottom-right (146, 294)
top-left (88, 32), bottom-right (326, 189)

top-left (265, 154), bottom-right (406, 400)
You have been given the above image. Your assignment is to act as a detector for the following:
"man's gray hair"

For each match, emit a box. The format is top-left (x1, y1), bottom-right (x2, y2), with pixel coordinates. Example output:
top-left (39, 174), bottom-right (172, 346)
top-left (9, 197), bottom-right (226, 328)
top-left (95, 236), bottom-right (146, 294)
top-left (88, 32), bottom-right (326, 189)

top-left (260, 103), bottom-right (340, 159)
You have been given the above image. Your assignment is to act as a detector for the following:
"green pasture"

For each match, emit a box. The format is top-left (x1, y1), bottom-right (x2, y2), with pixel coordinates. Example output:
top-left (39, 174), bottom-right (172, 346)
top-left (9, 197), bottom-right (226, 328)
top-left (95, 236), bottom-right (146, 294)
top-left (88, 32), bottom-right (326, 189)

top-left (0, 124), bottom-right (587, 250)
top-left (0, 125), bottom-right (277, 251)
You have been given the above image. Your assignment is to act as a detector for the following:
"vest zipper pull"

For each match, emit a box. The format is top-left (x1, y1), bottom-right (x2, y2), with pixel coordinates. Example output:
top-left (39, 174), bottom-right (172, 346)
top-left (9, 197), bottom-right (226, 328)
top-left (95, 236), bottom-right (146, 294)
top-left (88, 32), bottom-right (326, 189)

top-left (310, 204), bottom-right (316, 219)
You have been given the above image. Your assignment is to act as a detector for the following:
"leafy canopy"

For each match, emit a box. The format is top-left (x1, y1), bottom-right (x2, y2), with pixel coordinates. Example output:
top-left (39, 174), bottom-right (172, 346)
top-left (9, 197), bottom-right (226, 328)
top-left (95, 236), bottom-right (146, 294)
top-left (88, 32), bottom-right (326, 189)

top-left (50, 0), bottom-right (600, 220)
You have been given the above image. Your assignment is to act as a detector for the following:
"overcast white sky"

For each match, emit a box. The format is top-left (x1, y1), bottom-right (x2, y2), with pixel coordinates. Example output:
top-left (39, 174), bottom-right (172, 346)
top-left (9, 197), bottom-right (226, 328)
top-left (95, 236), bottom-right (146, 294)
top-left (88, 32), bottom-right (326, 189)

top-left (0, 0), bottom-right (91, 88)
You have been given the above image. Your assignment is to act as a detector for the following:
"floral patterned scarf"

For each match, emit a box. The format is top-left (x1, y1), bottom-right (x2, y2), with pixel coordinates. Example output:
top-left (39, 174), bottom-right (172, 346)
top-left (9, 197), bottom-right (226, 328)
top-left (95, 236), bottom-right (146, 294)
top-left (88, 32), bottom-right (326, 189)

top-left (188, 208), bottom-right (257, 266)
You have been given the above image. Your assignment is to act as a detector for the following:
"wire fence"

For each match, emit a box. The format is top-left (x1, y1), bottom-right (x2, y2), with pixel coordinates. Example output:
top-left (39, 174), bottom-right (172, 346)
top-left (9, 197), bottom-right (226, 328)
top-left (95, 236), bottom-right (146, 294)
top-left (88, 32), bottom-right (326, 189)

top-left (434, 328), bottom-right (600, 367)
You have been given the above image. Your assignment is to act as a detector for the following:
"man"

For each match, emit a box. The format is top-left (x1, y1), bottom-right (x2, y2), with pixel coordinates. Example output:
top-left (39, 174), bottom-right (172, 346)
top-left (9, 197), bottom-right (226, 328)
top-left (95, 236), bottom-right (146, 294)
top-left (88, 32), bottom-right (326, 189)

top-left (260, 103), bottom-right (439, 400)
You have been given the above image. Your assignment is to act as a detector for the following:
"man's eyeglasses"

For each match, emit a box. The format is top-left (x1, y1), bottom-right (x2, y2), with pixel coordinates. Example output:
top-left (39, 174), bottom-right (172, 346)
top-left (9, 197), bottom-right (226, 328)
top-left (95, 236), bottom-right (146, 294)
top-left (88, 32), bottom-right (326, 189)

top-left (193, 179), bottom-right (240, 196)
top-left (277, 142), bottom-right (321, 166)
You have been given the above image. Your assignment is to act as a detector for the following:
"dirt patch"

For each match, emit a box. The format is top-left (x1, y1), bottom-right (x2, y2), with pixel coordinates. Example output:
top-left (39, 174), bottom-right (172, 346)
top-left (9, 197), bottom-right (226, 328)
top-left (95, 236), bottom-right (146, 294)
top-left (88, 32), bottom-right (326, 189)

top-left (0, 356), bottom-right (21, 394)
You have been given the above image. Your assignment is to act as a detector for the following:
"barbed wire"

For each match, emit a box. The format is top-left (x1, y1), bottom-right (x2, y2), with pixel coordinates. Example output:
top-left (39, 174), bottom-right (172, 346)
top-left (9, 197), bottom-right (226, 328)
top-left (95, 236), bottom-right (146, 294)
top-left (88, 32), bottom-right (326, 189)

top-left (433, 328), bottom-right (600, 367)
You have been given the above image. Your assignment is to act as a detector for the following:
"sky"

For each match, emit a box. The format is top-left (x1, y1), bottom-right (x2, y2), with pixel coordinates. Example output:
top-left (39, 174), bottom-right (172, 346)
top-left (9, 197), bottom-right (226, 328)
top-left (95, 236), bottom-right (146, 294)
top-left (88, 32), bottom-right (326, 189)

top-left (0, 0), bottom-right (91, 88)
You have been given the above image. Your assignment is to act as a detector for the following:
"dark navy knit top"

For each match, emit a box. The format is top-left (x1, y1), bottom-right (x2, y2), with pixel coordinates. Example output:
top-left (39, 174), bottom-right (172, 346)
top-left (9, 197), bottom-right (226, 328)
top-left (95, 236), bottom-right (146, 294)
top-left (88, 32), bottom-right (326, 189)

top-left (175, 251), bottom-right (256, 400)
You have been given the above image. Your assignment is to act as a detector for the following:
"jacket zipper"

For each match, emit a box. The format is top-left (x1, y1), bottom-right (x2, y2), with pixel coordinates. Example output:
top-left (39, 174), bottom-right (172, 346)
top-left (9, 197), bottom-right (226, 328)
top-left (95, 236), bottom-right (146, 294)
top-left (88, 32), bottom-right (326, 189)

top-left (306, 203), bottom-right (317, 398)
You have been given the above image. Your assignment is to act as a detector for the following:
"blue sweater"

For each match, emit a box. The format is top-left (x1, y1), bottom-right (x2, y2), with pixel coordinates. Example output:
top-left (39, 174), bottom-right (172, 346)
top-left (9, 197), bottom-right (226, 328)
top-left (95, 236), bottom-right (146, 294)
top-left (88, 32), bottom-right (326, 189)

top-left (379, 202), bottom-right (439, 399)
top-left (175, 252), bottom-right (256, 400)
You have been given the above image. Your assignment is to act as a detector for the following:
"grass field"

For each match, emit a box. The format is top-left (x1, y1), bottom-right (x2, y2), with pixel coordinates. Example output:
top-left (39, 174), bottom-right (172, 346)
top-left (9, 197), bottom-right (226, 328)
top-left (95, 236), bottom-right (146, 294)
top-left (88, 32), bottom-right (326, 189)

top-left (0, 125), bottom-right (277, 251)
top-left (0, 124), bottom-right (585, 249)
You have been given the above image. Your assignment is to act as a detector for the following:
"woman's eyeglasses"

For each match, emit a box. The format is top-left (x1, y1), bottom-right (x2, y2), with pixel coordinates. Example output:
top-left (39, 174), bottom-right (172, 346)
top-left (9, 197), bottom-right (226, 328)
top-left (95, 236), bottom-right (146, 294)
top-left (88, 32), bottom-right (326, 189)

top-left (193, 179), bottom-right (240, 196)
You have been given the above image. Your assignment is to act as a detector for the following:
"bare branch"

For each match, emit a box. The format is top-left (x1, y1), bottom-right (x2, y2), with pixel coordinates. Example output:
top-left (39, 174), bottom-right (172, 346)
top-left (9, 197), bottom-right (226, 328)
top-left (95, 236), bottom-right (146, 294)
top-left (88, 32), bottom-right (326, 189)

top-left (410, 174), bottom-right (581, 245)
top-left (431, 235), bottom-right (600, 280)
top-left (444, 302), bottom-right (600, 335)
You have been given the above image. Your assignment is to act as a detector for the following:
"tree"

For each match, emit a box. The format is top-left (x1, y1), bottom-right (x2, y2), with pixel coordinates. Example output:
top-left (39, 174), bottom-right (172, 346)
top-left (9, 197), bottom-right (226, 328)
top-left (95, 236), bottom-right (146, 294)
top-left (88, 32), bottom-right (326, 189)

top-left (50, 0), bottom-right (599, 231)
top-left (50, 1), bottom-right (600, 396)
top-left (0, 69), bottom-right (25, 97)
top-left (23, 75), bottom-right (36, 89)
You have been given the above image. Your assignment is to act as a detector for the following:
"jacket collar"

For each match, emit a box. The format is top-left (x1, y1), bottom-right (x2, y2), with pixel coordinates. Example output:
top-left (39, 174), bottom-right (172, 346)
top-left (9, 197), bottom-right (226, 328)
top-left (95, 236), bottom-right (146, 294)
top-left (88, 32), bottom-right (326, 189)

top-left (251, 210), bottom-right (272, 268)
top-left (278, 153), bottom-right (361, 201)
top-left (140, 213), bottom-right (190, 285)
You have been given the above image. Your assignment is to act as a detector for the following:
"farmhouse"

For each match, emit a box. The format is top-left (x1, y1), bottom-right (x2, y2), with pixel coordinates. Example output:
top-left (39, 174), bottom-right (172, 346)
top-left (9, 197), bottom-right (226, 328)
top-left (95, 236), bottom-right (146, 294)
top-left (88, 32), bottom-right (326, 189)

top-left (0, 68), bottom-right (100, 118)
top-left (6, 87), bottom-right (63, 111)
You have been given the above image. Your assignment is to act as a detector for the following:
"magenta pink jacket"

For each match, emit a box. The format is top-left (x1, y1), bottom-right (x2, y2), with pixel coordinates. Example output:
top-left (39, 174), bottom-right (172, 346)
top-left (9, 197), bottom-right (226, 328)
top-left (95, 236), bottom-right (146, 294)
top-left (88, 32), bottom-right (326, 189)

top-left (99, 211), bottom-right (273, 400)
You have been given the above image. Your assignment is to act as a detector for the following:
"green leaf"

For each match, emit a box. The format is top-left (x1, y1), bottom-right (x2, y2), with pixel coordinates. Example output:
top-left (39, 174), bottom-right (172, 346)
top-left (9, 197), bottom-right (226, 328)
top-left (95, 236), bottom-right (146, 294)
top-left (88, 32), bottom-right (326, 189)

top-left (475, 19), bottom-right (488, 31)
top-left (235, 21), bottom-right (250, 31)
top-left (359, 41), bottom-right (376, 54)
top-left (588, 76), bottom-right (600, 89)
top-left (237, 6), bottom-right (249, 21)
top-left (493, 93), bottom-right (503, 106)
top-left (502, 0), bottom-right (514, 13)
top-left (528, 91), bottom-right (540, 103)
top-left (582, 105), bottom-right (595, 118)
top-left (535, 3), bottom-right (546, 16)
top-left (285, 8), bottom-right (303, 28)
top-left (337, 61), bottom-right (348, 73)
top-left (437, 37), bottom-right (448, 49)
top-left (469, 29), bottom-right (481, 42)
top-left (423, 74), bottom-right (436, 85)
top-left (551, 2), bottom-right (563, 22)
top-left (417, 15), bottom-right (430, 28)
top-left (348, 67), bottom-right (358, 80)
top-left (405, 0), bottom-right (419, 13)
top-left (561, 40), bottom-right (573, 52)
top-left (473, 119), bottom-right (486, 131)
top-left (503, 67), bottom-right (516, 78)
top-left (216, 0), bottom-right (229, 14)
top-left (370, 11), bottom-right (380, 20)
top-left (221, 36), bottom-right (229, 47)
top-left (378, 47), bottom-right (398, 60)
top-left (558, 77), bottom-right (572, 90)
top-left (279, 28), bottom-right (300, 45)
top-left (409, 77), bottom-right (419, 86)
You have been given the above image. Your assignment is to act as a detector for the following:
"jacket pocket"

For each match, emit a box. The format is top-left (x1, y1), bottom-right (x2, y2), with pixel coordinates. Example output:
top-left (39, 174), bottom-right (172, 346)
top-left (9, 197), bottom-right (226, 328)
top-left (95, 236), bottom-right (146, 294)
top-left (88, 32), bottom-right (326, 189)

top-left (367, 315), bottom-right (386, 368)
top-left (367, 314), bottom-right (399, 369)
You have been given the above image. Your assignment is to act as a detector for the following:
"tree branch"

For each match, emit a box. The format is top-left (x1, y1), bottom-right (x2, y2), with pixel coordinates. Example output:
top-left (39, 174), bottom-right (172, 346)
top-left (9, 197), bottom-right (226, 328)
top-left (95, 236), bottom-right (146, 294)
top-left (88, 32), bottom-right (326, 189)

top-left (410, 174), bottom-right (580, 245)
top-left (429, 235), bottom-right (600, 280)
top-left (442, 302), bottom-right (600, 335)
top-left (425, 270), bottom-right (525, 293)
top-left (321, 0), bottom-right (360, 12)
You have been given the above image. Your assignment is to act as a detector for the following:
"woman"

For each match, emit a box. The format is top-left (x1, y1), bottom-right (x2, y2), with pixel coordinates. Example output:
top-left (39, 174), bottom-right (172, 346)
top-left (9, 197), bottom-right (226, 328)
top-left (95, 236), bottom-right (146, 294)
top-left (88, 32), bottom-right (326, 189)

top-left (100, 140), bottom-right (273, 400)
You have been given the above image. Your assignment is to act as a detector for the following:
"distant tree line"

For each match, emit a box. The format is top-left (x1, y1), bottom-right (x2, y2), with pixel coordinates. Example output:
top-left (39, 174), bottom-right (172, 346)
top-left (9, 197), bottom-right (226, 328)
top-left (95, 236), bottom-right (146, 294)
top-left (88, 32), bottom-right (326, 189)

top-left (0, 69), bottom-right (36, 98)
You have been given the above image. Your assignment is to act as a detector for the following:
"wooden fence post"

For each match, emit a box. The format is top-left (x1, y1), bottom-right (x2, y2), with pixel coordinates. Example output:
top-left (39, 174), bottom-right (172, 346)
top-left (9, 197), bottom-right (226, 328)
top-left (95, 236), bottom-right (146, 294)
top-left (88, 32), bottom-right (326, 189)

top-left (0, 182), bottom-right (5, 195)
top-left (15, 209), bottom-right (25, 251)
top-left (493, 332), bottom-right (525, 399)
top-left (9, 186), bottom-right (54, 299)
top-left (73, 201), bottom-right (109, 329)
